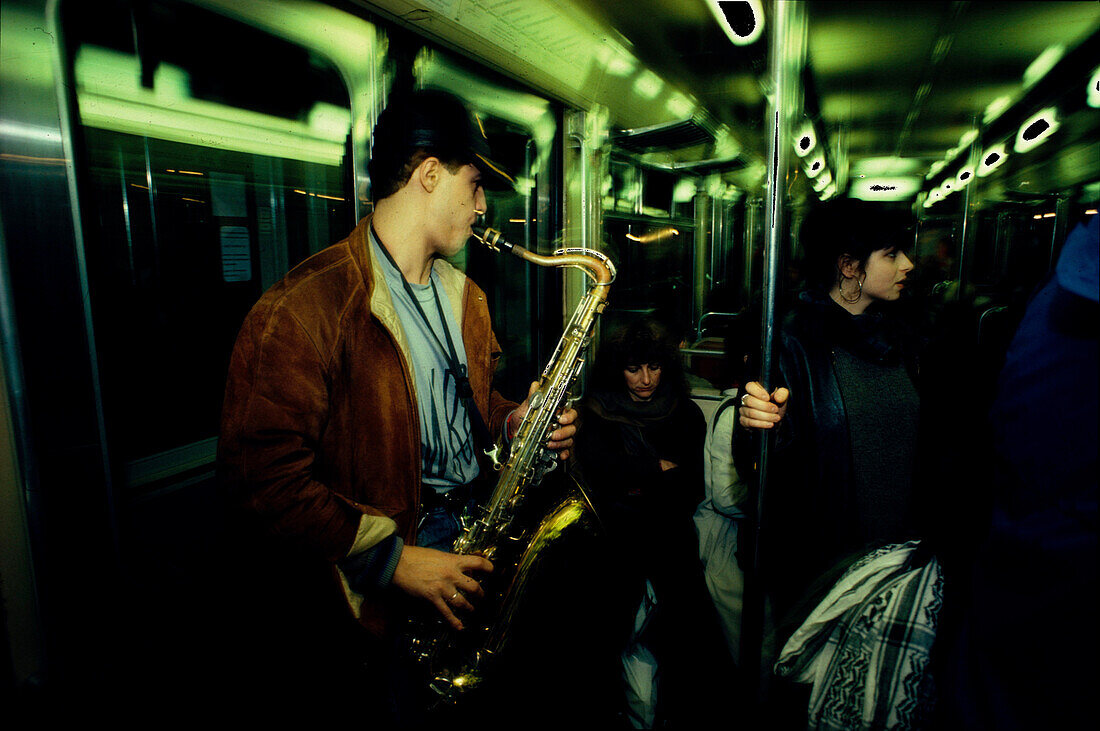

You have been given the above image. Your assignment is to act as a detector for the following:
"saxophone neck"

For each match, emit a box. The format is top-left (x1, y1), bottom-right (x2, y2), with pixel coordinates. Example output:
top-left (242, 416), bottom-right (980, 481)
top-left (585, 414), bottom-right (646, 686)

top-left (471, 226), bottom-right (615, 287)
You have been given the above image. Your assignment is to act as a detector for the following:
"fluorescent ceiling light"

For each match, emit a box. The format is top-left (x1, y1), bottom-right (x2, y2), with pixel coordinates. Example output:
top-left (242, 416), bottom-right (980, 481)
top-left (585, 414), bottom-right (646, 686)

top-left (978, 143), bottom-right (1009, 177)
top-left (793, 123), bottom-right (816, 157)
top-left (805, 153), bottom-right (825, 178)
top-left (1014, 107), bottom-right (1060, 153)
top-left (850, 177), bottom-right (921, 201)
top-left (707, 0), bottom-right (765, 47)
top-left (955, 166), bottom-right (975, 189)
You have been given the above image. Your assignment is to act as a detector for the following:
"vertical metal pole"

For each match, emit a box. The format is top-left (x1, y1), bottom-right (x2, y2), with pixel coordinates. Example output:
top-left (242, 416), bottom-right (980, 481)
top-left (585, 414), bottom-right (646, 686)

top-left (694, 189), bottom-right (712, 334)
top-left (1049, 194), bottom-right (1071, 269)
top-left (745, 0), bottom-right (806, 705)
top-left (743, 198), bottom-right (762, 308)
top-left (955, 120), bottom-right (982, 301)
top-left (756, 0), bottom-right (804, 572)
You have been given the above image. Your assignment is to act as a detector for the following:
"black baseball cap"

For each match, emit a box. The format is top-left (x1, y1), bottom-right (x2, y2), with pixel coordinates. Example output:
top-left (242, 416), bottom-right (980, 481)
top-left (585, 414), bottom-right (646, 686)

top-left (369, 88), bottom-right (515, 193)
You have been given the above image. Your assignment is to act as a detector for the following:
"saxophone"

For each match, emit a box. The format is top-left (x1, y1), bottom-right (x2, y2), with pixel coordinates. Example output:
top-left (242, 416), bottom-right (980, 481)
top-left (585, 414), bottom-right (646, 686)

top-left (406, 225), bottom-right (616, 704)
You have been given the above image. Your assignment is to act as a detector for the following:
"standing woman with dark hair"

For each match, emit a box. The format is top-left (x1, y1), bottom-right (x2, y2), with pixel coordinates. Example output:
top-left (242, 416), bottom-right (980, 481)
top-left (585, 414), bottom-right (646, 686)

top-left (576, 319), bottom-right (731, 728)
top-left (736, 199), bottom-right (922, 656)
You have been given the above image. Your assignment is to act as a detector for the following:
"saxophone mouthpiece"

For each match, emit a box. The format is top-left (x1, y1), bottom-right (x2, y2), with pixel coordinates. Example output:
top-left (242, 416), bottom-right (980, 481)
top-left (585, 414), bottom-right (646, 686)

top-left (471, 226), bottom-right (513, 253)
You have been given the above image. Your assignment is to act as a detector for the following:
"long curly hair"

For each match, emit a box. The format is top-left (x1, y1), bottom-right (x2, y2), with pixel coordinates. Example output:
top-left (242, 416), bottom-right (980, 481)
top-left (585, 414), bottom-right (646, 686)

top-left (589, 318), bottom-right (688, 398)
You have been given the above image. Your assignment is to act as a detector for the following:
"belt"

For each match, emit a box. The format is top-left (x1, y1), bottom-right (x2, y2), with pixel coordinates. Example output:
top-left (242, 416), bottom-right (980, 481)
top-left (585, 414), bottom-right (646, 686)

top-left (420, 482), bottom-right (476, 514)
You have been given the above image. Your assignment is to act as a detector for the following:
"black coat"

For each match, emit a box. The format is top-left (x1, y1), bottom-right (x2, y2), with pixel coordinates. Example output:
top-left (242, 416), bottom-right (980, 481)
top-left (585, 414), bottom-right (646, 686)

top-left (576, 388), bottom-right (738, 722)
top-left (734, 291), bottom-right (923, 621)
top-left (577, 390), bottom-right (706, 576)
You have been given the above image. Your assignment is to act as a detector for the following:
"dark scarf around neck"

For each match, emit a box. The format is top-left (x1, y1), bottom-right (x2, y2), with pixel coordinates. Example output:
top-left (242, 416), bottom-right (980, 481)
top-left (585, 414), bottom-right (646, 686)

top-left (587, 385), bottom-right (681, 427)
top-left (798, 289), bottom-right (904, 365)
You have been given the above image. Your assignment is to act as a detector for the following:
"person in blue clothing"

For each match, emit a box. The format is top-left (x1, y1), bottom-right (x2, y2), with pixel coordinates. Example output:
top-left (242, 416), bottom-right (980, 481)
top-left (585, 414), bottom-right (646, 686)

top-left (945, 213), bottom-right (1098, 730)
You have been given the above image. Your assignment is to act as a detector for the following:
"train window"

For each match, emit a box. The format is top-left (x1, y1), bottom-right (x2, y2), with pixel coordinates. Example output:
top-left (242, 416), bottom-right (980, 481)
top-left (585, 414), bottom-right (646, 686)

top-left (609, 159), bottom-right (640, 214)
top-left (600, 219), bottom-right (694, 341)
top-left (62, 0), bottom-right (353, 486)
top-left (641, 169), bottom-right (674, 218)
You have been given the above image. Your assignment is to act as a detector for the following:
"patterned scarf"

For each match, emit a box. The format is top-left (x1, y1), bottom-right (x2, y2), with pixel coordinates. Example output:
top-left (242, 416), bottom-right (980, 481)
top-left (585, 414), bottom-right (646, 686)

top-left (775, 540), bottom-right (944, 730)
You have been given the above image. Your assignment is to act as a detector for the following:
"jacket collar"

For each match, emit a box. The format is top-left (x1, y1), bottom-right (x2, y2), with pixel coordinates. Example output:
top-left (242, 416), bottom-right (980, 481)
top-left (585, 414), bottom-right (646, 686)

top-left (796, 289), bottom-right (903, 365)
top-left (348, 215), bottom-right (469, 368)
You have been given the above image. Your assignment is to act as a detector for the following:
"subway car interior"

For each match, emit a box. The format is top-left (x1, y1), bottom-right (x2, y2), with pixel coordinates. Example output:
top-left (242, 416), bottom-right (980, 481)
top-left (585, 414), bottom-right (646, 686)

top-left (1, 0), bottom-right (1097, 723)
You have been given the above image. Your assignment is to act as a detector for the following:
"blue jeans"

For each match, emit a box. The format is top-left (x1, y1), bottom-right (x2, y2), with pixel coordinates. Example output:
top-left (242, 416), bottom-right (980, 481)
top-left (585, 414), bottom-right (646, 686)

top-left (416, 496), bottom-right (478, 550)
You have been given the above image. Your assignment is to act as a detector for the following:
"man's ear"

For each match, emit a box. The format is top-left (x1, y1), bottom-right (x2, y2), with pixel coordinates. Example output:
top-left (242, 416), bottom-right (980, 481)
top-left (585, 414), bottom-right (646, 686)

top-left (413, 156), bottom-right (441, 193)
top-left (837, 254), bottom-right (862, 279)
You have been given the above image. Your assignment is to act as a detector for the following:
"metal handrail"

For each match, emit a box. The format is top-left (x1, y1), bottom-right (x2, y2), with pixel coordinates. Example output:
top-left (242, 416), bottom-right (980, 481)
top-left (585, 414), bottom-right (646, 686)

top-left (695, 310), bottom-right (740, 341)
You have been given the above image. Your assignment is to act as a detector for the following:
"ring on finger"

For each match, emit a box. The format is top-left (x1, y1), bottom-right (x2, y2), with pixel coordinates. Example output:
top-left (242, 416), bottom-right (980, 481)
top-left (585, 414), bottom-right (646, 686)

top-left (740, 393), bottom-right (750, 406)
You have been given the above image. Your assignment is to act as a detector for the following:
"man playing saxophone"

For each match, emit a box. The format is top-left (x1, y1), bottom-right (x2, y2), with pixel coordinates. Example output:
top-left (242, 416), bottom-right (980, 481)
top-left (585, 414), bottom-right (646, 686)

top-left (218, 88), bottom-right (576, 718)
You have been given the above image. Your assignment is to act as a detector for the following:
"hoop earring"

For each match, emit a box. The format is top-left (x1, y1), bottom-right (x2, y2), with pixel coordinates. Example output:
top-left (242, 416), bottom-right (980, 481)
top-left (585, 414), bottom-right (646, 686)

top-left (840, 277), bottom-right (863, 304)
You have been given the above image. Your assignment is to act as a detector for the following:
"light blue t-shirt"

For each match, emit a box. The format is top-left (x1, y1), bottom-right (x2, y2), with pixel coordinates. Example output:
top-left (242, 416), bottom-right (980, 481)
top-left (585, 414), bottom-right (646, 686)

top-left (371, 232), bottom-right (479, 492)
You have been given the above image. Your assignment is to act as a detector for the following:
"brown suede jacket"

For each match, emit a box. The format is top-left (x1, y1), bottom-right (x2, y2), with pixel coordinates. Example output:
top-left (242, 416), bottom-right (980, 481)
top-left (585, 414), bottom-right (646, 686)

top-left (218, 215), bottom-right (516, 634)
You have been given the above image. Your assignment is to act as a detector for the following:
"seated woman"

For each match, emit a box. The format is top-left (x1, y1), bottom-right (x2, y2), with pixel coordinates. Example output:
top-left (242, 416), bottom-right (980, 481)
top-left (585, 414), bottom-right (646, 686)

top-left (576, 319), bottom-right (731, 728)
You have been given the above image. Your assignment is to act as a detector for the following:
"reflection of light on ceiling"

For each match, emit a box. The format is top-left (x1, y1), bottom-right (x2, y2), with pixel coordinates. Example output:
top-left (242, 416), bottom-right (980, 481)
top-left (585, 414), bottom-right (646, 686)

top-left (713, 126), bottom-right (742, 158)
top-left (665, 93), bottom-right (696, 119)
top-left (982, 95), bottom-right (1014, 125)
top-left (978, 143), bottom-right (1009, 177)
top-left (1023, 45), bottom-right (1065, 88)
top-left (596, 44), bottom-right (637, 78)
top-left (1088, 66), bottom-right (1100, 109)
top-left (926, 160), bottom-right (946, 179)
top-left (1015, 107), bottom-right (1060, 153)
top-left (632, 71), bottom-right (664, 100)
top-left (625, 227), bottom-right (680, 244)
top-left (706, 0), bottom-right (765, 47)
top-left (672, 178), bottom-right (697, 203)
